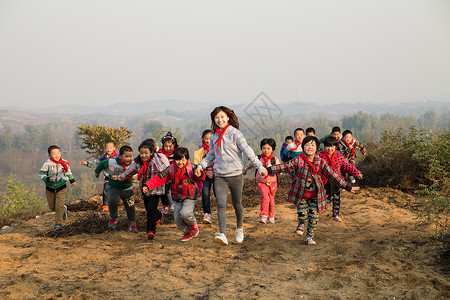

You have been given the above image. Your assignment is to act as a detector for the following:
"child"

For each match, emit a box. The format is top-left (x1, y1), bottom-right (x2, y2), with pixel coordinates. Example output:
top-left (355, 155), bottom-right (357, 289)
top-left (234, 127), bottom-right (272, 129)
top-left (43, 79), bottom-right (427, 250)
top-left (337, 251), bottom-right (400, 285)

top-left (39, 145), bottom-right (76, 230)
top-left (280, 136), bottom-right (293, 163)
top-left (243, 138), bottom-right (280, 224)
top-left (319, 136), bottom-right (363, 221)
top-left (194, 129), bottom-right (215, 224)
top-left (95, 145), bottom-right (138, 232)
top-left (80, 141), bottom-right (118, 212)
top-left (113, 139), bottom-right (169, 240)
top-left (195, 106), bottom-right (267, 246)
top-left (338, 130), bottom-right (366, 183)
top-left (267, 136), bottom-right (359, 245)
top-left (305, 127), bottom-right (316, 136)
top-left (283, 128), bottom-right (305, 160)
top-left (158, 132), bottom-right (178, 213)
top-left (143, 147), bottom-right (205, 242)
top-left (320, 126), bottom-right (342, 145)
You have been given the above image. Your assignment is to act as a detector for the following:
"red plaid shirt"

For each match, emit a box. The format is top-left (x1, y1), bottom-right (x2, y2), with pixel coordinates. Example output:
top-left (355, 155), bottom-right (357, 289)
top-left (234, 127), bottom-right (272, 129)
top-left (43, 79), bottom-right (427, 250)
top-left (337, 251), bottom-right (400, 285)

top-left (268, 155), bottom-right (351, 212)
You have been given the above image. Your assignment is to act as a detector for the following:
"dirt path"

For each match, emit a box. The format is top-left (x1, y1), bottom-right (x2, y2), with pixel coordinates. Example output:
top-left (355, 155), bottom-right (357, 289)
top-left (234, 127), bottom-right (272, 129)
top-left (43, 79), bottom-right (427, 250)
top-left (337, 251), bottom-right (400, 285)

top-left (0, 176), bottom-right (448, 299)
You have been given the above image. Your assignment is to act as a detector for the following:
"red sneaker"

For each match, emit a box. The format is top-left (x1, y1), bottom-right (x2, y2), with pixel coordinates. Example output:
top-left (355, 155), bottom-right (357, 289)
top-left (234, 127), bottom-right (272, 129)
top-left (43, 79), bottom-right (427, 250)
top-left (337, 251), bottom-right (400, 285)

top-left (147, 230), bottom-right (155, 240)
top-left (180, 232), bottom-right (193, 242)
top-left (108, 218), bottom-right (118, 228)
top-left (190, 222), bottom-right (199, 237)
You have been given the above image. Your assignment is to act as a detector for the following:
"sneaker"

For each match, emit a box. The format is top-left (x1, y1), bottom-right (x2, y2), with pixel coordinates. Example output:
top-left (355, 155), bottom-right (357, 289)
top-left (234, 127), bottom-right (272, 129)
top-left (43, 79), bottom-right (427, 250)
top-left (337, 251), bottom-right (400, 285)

top-left (62, 205), bottom-right (68, 221)
top-left (54, 224), bottom-right (62, 230)
top-left (108, 217), bottom-right (118, 228)
top-left (102, 205), bottom-right (109, 212)
top-left (128, 225), bottom-right (139, 233)
top-left (350, 176), bottom-right (356, 184)
top-left (161, 205), bottom-right (169, 214)
top-left (202, 213), bottom-right (212, 224)
top-left (268, 217), bottom-right (275, 224)
top-left (259, 215), bottom-right (268, 224)
top-left (235, 227), bottom-right (244, 243)
top-left (147, 230), bottom-right (155, 240)
top-left (333, 216), bottom-right (342, 222)
top-left (214, 233), bottom-right (228, 246)
top-left (181, 232), bottom-right (193, 242)
top-left (190, 223), bottom-right (199, 237)
top-left (306, 237), bottom-right (316, 245)
top-left (296, 223), bottom-right (304, 236)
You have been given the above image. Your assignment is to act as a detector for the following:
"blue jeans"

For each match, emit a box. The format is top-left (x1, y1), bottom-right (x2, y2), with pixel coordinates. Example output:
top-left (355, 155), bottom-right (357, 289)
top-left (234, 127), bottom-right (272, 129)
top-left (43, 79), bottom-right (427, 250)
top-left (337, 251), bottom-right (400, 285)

top-left (201, 176), bottom-right (215, 214)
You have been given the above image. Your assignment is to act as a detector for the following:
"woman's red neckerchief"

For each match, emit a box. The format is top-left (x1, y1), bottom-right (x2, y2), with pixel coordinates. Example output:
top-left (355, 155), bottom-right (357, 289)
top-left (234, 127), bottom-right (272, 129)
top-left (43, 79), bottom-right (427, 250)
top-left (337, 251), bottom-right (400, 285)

top-left (214, 124), bottom-right (230, 154)
top-left (202, 141), bottom-right (210, 154)
top-left (300, 153), bottom-right (320, 177)
top-left (343, 139), bottom-right (355, 158)
top-left (50, 158), bottom-right (70, 173)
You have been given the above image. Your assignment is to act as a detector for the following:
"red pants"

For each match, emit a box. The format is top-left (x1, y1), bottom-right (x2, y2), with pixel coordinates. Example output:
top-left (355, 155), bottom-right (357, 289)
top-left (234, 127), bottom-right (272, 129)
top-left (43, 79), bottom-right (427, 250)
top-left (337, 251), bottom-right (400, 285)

top-left (257, 181), bottom-right (277, 218)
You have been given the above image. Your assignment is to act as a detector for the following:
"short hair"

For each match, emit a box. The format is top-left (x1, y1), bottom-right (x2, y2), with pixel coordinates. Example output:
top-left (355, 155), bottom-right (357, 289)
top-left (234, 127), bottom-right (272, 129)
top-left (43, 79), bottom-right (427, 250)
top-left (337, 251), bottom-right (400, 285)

top-left (161, 132), bottom-right (179, 148)
top-left (306, 127), bottom-right (316, 135)
top-left (331, 126), bottom-right (341, 133)
top-left (260, 138), bottom-right (276, 151)
top-left (323, 136), bottom-right (339, 147)
top-left (342, 130), bottom-right (353, 138)
top-left (138, 139), bottom-right (157, 153)
top-left (301, 136), bottom-right (320, 152)
top-left (105, 141), bottom-right (115, 146)
top-left (202, 129), bottom-right (213, 138)
top-left (285, 135), bottom-right (294, 142)
top-left (119, 145), bottom-right (133, 155)
top-left (48, 145), bottom-right (60, 154)
top-left (173, 147), bottom-right (189, 161)
top-left (294, 128), bottom-right (304, 135)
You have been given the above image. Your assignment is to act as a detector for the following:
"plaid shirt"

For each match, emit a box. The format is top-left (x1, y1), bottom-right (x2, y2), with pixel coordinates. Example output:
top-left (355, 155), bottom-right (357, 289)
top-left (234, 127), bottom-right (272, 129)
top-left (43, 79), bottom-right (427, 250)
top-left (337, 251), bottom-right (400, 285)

top-left (338, 140), bottom-right (366, 161)
top-left (268, 155), bottom-right (351, 212)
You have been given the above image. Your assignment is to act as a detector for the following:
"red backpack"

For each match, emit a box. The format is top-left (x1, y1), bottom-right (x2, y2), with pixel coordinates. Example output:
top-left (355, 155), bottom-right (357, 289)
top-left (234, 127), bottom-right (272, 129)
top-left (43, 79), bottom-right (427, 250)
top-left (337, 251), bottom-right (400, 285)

top-left (168, 162), bottom-right (203, 194)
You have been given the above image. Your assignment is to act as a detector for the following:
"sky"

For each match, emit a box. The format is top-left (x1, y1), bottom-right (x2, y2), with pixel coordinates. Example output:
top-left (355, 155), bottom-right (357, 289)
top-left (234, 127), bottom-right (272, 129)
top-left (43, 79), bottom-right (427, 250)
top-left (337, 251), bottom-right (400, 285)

top-left (0, 0), bottom-right (450, 110)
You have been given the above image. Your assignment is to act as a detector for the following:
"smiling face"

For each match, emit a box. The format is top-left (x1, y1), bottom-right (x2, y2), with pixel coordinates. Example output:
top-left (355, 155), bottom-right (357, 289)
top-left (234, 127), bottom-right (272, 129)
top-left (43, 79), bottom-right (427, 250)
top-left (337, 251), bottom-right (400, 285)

top-left (331, 132), bottom-right (341, 140)
top-left (303, 140), bottom-right (317, 159)
top-left (214, 111), bottom-right (229, 129)
top-left (119, 150), bottom-right (134, 165)
top-left (202, 133), bottom-right (212, 147)
top-left (261, 144), bottom-right (273, 158)
top-left (139, 147), bottom-right (152, 162)
top-left (49, 148), bottom-right (61, 161)
top-left (343, 133), bottom-right (353, 144)
top-left (324, 145), bottom-right (336, 156)
top-left (105, 142), bottom-right (116, 155)
top-left (175, 156), bottom-right (188, 169)
top-left (163, 141), bottom-right (175, 153)
top-left (294, 130), bottom-right (305, 143)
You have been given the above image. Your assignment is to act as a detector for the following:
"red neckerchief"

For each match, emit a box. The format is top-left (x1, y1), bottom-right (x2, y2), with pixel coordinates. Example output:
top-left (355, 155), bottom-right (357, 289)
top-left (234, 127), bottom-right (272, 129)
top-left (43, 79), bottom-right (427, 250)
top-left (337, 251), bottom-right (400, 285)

top-left (214, 124), bottom-right (230, 154)
top-left (106, 150), bottom-right (117, 159)
top-left (300, 153), bottom-right (320, 177)
top-left (137, 158), bottom-right (150, 180)
top-left (261, 153), bottom-right (275, 166)
top-left (160, 148), bottom-right (174, 159)
top-left (202, 141), bottom-right (210, 155)
top-left (294, 140), bottom-right (301, 148)
top-left (325, 151), bottom-right (336, 169)
top-left (50, 158), bottom-right (70, 172)
top-left (343, 139), bottom-right (355, 158)
top-left (118, 159), bottom-right (131, 171)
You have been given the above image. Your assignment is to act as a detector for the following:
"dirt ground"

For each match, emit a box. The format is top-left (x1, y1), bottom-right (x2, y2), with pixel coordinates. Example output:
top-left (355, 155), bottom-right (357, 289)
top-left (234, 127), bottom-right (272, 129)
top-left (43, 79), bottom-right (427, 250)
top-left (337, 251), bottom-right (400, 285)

top-left (0, 174), bottom-right (449, 299)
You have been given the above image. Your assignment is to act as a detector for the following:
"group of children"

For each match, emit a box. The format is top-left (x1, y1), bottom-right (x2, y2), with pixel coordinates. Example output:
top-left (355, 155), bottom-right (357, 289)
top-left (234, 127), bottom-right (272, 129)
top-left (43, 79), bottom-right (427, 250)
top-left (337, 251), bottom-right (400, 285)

top-left (39, 107), bottom-right (366, 246)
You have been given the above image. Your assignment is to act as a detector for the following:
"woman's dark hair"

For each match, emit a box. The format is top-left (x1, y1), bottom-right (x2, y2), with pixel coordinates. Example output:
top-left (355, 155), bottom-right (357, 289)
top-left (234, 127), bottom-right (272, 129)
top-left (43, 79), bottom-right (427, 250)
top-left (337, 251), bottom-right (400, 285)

top-left (161, 132), bottom-right (179, 148)
top-left (202, 129), bottom-right (213, 138)
top-left (331, 126), bottom-right (341, 133)
top-left (119, 145), bottom-right (133, 155)
top-left (323, 136), bottom-right (339, 147)
top-left (138, 139), bottom-right (157, 153)
top-left (210, 106), bottom-right (239, 131)
top-left (342, 130), bottom-right (353, 138)
top-left (305, 127), bottom-right (316, 135)
top-left (285, 135), bottom-right (294, 143)
top-left (260, 138), bottom-right (276, 151)
top-left (173, 147), bottom-right (189, 161)
top-left (301, 136), bottom-right (320, 152)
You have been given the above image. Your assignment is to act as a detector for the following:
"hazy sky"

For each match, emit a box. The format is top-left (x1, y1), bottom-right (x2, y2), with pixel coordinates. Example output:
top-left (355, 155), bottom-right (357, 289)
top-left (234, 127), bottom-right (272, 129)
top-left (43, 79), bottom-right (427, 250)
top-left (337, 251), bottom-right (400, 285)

top-left (1, 0), bottom-right (449, 110)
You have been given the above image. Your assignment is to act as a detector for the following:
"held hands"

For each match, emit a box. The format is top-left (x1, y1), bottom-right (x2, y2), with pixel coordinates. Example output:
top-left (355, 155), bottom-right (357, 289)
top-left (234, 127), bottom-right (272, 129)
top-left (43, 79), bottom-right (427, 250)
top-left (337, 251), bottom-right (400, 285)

top-left (142, 186), bottom-right (149, 194)
top-left (258, 168), bottom-right (268, 177)
top-left (194, 166), bottom-right (202, 177)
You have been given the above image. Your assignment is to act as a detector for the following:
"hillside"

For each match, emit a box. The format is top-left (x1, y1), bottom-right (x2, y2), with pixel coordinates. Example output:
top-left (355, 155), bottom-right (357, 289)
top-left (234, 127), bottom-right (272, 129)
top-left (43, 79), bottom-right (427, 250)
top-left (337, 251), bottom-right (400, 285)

top-left (0, 175), bottom-right (448, 299)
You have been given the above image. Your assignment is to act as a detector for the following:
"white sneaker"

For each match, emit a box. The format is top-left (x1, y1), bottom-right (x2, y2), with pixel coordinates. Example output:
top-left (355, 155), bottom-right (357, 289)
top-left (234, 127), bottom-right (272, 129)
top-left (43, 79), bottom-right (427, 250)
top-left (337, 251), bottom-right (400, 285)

top-left (235, 227), bottom-right (244, 243)
top-left (306, 237), bottom-right (316, 245)
top-left (213, 233), bottom-right (228, 246)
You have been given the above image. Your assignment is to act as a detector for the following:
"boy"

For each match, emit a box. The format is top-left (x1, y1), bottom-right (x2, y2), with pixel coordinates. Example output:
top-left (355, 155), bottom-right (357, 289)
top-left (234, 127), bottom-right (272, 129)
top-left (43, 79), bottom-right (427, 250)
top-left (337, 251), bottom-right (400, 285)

top-left (95, 145), bottom-right (138, 232)
top-left (144, 147), bottom-right (206, 242)
top-left (39, 145), bottom-right (76, 230)
top-left (338, 130), bottom-right (366, 183)
top-left (283, 128), bottom-right (305, 160)
top-left (305, 127), bottom-right (316, 136)
top-left (280, 136), bottom-right (293, 163)
top-left (80, 141), bottom-right (118, 212)
top-left (158, 132), bottom-right (178, 213)
top-left (320, 126), bottom-right (342, 144)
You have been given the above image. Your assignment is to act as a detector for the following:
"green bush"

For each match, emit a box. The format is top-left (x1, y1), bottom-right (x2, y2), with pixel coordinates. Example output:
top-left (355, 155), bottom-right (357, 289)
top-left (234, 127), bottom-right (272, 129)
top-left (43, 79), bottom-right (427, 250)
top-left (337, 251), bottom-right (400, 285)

top-left (0, 175), bottom-right (47, 218)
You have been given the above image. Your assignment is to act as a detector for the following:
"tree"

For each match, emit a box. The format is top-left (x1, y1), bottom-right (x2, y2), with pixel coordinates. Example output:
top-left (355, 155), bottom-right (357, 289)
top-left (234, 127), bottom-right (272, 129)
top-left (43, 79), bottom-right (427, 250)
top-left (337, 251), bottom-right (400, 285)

top-left (77, 124), bottom-right (133, 158)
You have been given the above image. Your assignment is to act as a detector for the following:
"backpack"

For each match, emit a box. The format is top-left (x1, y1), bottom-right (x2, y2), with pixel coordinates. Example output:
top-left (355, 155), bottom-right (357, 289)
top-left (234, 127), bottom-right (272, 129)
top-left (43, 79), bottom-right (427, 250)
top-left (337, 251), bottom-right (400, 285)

top-left (168, 162), bottom-right (203, 194)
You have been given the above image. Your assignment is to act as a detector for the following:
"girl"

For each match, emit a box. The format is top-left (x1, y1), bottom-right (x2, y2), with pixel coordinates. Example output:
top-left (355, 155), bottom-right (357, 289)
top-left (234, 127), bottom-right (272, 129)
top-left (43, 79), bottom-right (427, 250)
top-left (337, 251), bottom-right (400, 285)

top-left (243, 138), bottom-right (279, 224)
top-left (195, 106), bottom-right (267, 246)
top-left (158, 132), bottom-right (179, 213)
top-left (143, 148), bottom-right (205, 242)
top-left (319, 136), bottom-right (363, 222)
top-left (194, 129), bottom-right (215, 224)
top-left (114, 139), bottom-right (169, 239)
top-left (267, 136), bottom-right (359, 245)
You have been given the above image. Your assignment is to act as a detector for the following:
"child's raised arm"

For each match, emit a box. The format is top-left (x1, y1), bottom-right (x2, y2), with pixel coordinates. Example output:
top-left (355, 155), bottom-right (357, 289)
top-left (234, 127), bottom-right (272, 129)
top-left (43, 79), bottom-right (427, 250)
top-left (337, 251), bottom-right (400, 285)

top-left (143, 167), bottom-right (169, 193)
top-left (242, 161), bottom-right (253, 176)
